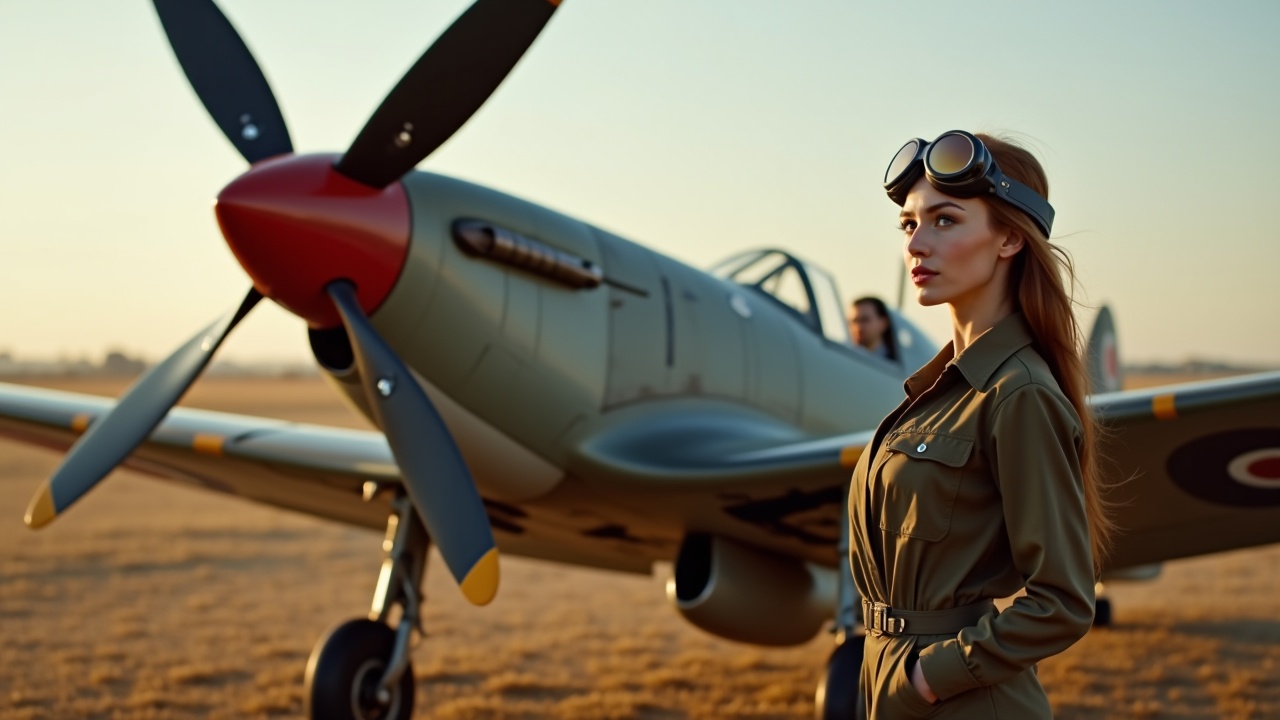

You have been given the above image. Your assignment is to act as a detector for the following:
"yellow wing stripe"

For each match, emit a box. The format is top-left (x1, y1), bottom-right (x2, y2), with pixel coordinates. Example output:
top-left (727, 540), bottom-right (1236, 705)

top-left (193, 434), bottom-right (226, 455)
top-left (1152, 394), bottom-right (1177, 421)
top-left (840, 445), bottom-right (864, 469)
top-left (459, 547), bottom-right (500, 606)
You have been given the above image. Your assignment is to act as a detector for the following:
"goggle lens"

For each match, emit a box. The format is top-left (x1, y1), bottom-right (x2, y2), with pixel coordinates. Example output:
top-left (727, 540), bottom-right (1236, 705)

top-left (884, 130), bottom-right (1055, 235)
top-left (927, 133), bottom-right (975, 176)
top-left (885, 140), bottom-right (921, 185)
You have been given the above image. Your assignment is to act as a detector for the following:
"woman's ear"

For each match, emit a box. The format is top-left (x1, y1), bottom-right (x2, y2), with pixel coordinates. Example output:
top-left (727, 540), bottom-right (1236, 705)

top-left (997, 232), bottom-right (1025, 259)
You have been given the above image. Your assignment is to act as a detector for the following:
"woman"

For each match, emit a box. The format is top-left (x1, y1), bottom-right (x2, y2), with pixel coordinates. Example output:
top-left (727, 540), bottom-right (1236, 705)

top-left (847, 131), bottom-right (1114, 718)
top-left (848, 296), bottom-right (899, 362)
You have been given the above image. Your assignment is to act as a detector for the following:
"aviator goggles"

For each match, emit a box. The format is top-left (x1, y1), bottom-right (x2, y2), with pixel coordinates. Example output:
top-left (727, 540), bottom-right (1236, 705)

top-left (884, 130), bottom-right (1055, 237)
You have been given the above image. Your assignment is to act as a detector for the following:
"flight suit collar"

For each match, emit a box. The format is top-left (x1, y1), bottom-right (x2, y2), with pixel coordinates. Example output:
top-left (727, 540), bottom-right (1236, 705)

top-left (903, 343), bottom-right (955, 400)
top-left (954, 312), bottom-right (1035, 390)
top-left (904, 313), bottom-right (1035, 399)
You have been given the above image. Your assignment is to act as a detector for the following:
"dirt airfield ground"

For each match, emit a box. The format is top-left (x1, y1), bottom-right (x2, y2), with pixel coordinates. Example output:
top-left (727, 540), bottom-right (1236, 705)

top-left (2, 374), bottom-right (1278, 719)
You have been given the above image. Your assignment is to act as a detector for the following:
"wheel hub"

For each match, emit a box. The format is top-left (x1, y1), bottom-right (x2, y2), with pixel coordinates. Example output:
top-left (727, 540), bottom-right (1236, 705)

top-left (351, 659), bottom-right (399, 720)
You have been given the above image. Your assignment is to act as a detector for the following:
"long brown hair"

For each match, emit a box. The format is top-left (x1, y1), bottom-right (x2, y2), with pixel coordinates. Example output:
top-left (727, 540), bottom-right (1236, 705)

top-left (976, 133), bottom-right (1115, 572)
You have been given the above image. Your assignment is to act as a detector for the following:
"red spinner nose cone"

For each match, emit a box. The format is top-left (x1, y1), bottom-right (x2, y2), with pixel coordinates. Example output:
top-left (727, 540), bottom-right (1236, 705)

top-left (215, 153), bottom-right (411, 328)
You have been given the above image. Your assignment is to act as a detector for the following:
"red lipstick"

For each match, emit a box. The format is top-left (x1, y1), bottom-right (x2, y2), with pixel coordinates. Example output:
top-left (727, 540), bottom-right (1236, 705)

top-left (910, 266), bottom-right (938, 285)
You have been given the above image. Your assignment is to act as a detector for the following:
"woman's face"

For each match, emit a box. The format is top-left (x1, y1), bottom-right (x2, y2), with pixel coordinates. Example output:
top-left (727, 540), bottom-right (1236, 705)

top-left (899, 178), bottom-right (1022, 309)
top-left (848, 302), bottom-right (889, 349)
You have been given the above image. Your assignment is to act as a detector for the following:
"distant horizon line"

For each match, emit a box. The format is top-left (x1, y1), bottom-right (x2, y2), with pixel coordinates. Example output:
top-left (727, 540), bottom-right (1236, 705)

top-left (1, 350), bottom-right (1276, 378)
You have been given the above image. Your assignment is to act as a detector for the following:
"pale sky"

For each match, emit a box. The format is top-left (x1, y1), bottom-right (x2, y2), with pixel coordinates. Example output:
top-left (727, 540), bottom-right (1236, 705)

top-left (2, 0), bottom-right (1278, 366)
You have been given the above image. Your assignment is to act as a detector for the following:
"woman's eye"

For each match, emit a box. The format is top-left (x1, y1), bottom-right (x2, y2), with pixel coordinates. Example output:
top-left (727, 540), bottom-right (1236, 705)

top-left (897, 219), bottom-right (917, 232)
top-left (936, 215), bottom-right (955, 227)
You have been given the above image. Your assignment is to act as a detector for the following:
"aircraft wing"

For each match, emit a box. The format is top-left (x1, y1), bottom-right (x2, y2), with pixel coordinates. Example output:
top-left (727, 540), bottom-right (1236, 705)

top-left (1090, 371), bottom-right (1280, 570)
top-left (0, 381), bottom-right (876, 571)
top-left (7, 371), bottom-right (1277, 575)
top-left (0, 381), bottom-right (399, 531)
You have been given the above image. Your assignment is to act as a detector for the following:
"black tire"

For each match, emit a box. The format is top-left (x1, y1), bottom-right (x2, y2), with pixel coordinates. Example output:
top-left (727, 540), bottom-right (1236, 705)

top-left (1093, 597), bottom-right (1113, 628)
top-left (814, 633), bottom-right (866, 720)
top-left (305, 618), bottom-right (415, 720)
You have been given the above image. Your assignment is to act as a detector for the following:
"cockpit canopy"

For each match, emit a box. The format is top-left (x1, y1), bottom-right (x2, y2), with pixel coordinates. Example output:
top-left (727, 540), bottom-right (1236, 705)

top-left (710, 248), bottom-right (937, 369)
top-left (710, 249), bottom-right (848, 343)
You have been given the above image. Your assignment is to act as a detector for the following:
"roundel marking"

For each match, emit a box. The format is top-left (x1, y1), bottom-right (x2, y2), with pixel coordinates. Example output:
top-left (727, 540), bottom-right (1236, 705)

top-left (1167, 429), bottom-right (1280, 506)
top-left (1101, 332), bottom-right (1120, 392)
top-left (1227, 450), bottom-right (1280, 489)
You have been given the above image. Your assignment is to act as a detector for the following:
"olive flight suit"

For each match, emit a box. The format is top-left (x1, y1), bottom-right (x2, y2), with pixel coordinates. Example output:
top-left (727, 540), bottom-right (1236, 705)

top-left (848, 313), bottom-right (1095, 719)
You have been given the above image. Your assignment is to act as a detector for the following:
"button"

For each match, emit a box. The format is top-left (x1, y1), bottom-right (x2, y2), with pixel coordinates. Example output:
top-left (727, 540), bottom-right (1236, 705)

top-left (917, 443), bottom-right (927, 453)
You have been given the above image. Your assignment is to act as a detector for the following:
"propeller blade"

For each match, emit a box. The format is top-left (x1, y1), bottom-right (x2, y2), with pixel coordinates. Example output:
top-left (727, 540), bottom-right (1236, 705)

top-left (25, 290), bottom-right (262, 529)
top-left (335, 0), bottom-right (560, 188)
top-left (326, 281), bottom-right (499, 605)
top-left (153, 0), bottom-right (292, 163)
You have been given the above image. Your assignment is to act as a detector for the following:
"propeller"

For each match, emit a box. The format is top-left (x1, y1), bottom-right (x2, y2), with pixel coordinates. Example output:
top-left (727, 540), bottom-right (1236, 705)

top-left (327, 282), bottom-right (498, 605)
top-left (25, 289), bottom-right (262, 527)
top-left (26, 0), bottom-right (563, 607)
top-left (336, 0), bottom-right (561, 188)
top-left (153, 0), bottom-right (292, 163)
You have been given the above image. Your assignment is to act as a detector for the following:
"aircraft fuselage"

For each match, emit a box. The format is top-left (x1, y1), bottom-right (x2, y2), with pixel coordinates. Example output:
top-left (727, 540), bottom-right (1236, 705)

top-left (310, 169), bottom-right (913, 570)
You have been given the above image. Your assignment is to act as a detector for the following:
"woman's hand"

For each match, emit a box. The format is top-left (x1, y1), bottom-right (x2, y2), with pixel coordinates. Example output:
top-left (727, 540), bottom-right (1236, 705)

top-left (909, 660), bottom-right (938, 704)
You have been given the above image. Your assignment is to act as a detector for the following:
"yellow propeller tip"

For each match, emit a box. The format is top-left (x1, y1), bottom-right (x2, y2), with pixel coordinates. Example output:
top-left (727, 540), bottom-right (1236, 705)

top-left (459, 548), bottom-right (500, 606)
top-left (24, 486), bottom-right (57, 529)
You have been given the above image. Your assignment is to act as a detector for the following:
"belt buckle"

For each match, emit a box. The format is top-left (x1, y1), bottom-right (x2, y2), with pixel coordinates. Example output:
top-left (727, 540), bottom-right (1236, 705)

top-left (865, 601), bottom-right (907, 636)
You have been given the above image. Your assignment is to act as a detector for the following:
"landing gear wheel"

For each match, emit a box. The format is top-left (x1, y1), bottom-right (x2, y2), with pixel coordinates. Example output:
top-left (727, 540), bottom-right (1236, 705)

top-left (814, 632), bottom-right (866, 720)
top-left (305, 618), bottom-right (414, 720)
top-left (1094, 597), bottom-right (1113, 628)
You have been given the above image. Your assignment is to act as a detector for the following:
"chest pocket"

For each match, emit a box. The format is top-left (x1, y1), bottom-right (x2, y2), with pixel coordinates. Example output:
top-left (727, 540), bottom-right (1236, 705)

top-left (877, 431), bottom-right (974, 541)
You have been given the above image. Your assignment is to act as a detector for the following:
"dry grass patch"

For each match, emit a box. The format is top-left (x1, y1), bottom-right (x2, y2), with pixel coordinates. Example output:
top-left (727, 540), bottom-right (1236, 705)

top-left (237, 685), bottom-right (301, 717)
top-left (552, 690), bottom-right (651, 720)
top-left (251, 642), bottom-right (306, 662)
top-left (166, 663), bottom-right (246, 686)
top-left (483, 671), bottom-right (578, 699)
top-left (89, 665), bottom-right (125, 687)
top-left (641, 667), bottom-right (698, 691)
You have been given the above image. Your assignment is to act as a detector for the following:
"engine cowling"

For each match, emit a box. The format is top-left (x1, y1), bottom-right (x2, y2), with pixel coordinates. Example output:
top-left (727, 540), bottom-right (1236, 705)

top-left (666, 533), bottom-right (835, 646)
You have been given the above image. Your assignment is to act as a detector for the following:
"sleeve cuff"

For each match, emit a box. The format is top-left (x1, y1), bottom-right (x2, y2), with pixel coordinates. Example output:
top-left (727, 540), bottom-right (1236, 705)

top-left (917, 639), bottom-right (980, 701)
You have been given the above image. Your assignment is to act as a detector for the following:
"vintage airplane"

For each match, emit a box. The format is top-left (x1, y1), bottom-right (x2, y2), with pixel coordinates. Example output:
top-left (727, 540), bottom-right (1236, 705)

top-left (3, 1), bottom-right (1279, 718)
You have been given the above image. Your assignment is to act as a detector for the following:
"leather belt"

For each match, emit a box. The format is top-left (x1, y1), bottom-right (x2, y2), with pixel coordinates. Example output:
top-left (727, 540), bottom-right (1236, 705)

top-left (862, 599), bottom-right (995, 636)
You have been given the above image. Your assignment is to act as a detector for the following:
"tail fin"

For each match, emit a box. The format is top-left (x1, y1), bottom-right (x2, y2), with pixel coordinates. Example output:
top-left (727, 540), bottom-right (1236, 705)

top-left (1085, 305), bottom-right (1122, 394)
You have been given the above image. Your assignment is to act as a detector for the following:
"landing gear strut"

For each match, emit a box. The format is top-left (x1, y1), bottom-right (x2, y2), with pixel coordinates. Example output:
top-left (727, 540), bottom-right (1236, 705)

top-left (815, 484), bottom-right (865, 719)
top-left (306, 487), bottom-right (428, 720)
top-left (815, 629), bottom-right (866, 720)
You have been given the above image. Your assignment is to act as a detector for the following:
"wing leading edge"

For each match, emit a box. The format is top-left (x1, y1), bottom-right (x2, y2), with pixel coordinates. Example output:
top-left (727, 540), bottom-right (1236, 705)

top-left (0, 382), bottom-right (400, 530)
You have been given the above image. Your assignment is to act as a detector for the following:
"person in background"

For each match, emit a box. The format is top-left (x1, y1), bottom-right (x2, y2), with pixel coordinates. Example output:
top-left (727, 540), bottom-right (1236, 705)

top-left (848, 296), bottom-right (898, 362)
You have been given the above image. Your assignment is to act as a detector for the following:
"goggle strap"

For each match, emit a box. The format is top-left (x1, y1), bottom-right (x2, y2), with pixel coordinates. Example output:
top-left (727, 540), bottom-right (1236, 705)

top-left (996, 177), bottom-right (1055, 237)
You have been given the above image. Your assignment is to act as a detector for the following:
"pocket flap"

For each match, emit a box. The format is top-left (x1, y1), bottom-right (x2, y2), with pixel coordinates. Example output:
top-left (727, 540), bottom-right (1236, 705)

top-left (885, 431), bottom-right (973, 468)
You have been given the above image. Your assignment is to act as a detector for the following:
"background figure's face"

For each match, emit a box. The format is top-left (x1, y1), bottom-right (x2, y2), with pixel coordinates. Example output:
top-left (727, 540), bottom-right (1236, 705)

top-left (900, 178), bottom-right (1019, 310)
top-left (849, 302), bottom-right (888, 350)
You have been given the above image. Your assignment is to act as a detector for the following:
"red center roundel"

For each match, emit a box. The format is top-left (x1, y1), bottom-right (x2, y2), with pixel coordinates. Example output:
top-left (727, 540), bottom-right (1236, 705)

top-left (1228, 449), bottom-right (1280, 489)
top-left (1247, 457), bottom-right (1280, 480)
top-left (1104, 338), bottom-right (1118, 384)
